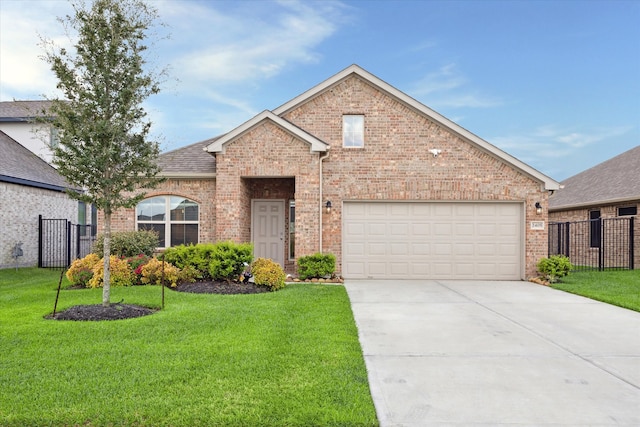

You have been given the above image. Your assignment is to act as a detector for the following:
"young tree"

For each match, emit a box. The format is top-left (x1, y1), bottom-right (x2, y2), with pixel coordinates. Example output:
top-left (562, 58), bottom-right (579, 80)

top-left (40, 0), bottom-right (166, 306)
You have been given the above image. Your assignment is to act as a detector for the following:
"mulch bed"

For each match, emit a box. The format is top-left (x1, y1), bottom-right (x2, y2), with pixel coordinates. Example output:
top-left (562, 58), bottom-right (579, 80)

top-left (48, 303), bottom-right (157, 321)
top-left (172, 280), bottom-right (270, 295)
top-left (49, 280), bottom-right (268, 321)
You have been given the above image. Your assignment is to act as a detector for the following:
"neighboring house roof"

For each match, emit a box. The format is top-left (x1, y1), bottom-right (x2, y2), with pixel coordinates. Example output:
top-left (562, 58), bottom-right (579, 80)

top-left (205, 110), bottom-right (329, 154)
top-left (157, 138), bottom-right (218, 177)
top-left (272, 64), bottom-right (560, 191)
top-left (0, 130), bottom-right (77, 192)
top-left (549, 145), bottom-right (640, 211)
top-left (0, 100), bottom-right (54, 121)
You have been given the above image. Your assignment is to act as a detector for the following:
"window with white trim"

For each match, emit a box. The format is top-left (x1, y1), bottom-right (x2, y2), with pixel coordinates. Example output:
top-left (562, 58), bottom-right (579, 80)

top-left (343, 115), bottom-right (364, 147)
top-left (136, 196), bottom-right (199, 247)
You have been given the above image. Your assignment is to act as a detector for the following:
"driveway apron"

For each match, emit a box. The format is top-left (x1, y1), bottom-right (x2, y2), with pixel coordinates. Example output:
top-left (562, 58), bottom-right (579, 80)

top-left (345, 280), bottom-right (640, 426)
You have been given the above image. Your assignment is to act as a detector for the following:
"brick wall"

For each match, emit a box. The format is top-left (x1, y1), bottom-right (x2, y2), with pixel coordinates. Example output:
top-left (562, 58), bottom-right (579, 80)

top-left (282, 75), bottom-right (548, 278)
top-left (215, 122), bottom-right (321, 264)
top-left (0, 182), bottom-right (77, 268)
top-left (106, 178), bottom-right (216, 245)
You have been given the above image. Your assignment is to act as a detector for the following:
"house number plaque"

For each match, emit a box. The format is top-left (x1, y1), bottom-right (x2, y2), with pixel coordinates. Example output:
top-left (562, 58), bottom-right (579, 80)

top-left (530, 221), bottom-right (545, 230)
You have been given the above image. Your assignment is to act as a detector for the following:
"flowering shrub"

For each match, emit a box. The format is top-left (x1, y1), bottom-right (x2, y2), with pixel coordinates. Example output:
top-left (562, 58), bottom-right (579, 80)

top-left (252, 258), bottom-right (286, 291)
top-left (140, 257), bottom-right (181, 287)
top-left (126, 254), bottom-right (152, 285)
top-left (66, 253), bottom-right (100, 287)
top-left (88, 255), bottom-right (135, 288)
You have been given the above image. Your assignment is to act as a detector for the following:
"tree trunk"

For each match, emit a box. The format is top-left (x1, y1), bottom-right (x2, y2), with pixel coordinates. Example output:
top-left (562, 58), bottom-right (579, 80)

top-left (102, 211), bottom-right (111, 306)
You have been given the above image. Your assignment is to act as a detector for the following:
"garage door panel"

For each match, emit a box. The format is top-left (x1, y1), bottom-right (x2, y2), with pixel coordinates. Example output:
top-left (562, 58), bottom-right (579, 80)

top-left (455, 223), bottom-right (474, 237)
top-left (434, 223), bottom-right (452, 236)
top-left (434, 204), bottom-right (453, 216)
top-left (345, 242), bottom-right (365, 256)
top-left (344, 221), bottom-right (365, 236)
top-left (390, 223), bottom-right (409, 237)
top-left (412, 242), bottom-right (430, 255)
top-left (455, 263), bottom-right (475, 276)
top-left (454, 243), bottom-right (474, 255)
top-left (369, 223), bottom-right (387, 235)
top-left (411, 223), bottom-right (430, 235)
top-left (368, 242), bottom-right (386, 256)
top-left (477, 243), bottom-right (496, 256)
top-left (368, 204), bottom-right (387, 216)
top-left (390, 262), bottom-right (410, 275)
top-left (434, 243), bottom-right (452, 255)
top-left (499, 223), bottom-right (518, 236)
top-left (455, 204), bottom-right (475, 217)
top-left (368, 262), bottom-right (387, 275)
top-left (390, 242), bottom-right (408, 255)
top-left (343, 202), bottom-right (522, 280)
top-left (477, 223), bottom-right (496, 235)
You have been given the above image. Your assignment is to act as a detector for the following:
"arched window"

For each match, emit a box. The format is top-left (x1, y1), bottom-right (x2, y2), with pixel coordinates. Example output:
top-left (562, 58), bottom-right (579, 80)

top-left (136, 196), bottom-right (199, 247)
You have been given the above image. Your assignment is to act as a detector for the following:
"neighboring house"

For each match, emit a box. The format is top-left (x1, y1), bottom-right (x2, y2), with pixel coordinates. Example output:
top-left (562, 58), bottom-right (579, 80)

top-left (0, 131), bottom-right (80, 269)
top-left (0, 100), bottom-right (58, 164)
top-left (108, 65), bottom-right (560, 280)
top-left (549, 145), bottom-right (639, 269)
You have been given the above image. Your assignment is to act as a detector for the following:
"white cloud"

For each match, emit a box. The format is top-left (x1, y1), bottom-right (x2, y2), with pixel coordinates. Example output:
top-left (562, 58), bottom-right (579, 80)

top-left (0, 1), bottom-right (72, 100)
top-left (490, 124), bottom-right (635, 173)
top-left (163, 0), bottom-right (346, 87)
top-left (410, 63), bottom-right (502, 109)
top-left (411, 63), bottom-right (466, 96)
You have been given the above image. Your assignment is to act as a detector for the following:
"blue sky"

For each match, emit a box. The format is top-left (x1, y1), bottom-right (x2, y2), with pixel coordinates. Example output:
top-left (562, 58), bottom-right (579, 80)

top-left (1, 0), bottom-right (638, 181)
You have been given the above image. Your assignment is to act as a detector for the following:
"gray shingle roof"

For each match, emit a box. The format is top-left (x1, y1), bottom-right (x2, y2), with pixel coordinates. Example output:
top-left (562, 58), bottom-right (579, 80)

top-left (157, 137), bottom-right (218, 176)
top-left (0, 100), bottom-right (54, 121)
top-left (0, 131), bottom-right (77, 191)
top-left (549, 145), bottom-right (640, 210)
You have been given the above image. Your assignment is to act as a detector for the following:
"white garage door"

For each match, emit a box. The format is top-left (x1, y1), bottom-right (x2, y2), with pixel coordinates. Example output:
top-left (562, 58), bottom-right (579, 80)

top-left (343, 202), bottom-right (523, 280)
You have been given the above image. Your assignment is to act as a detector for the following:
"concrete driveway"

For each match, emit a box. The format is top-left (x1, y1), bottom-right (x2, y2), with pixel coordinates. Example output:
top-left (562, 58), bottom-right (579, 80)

top-left (345, 280), bottom-right (640, 426)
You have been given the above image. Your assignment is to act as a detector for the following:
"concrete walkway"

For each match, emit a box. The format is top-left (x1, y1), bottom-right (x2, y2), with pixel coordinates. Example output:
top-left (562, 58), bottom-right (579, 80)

top-left (345, 280), bottom-right (640, 426)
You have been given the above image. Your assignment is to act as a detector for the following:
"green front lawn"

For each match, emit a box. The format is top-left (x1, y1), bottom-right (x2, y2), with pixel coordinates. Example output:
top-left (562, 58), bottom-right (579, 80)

top-left (0, 268), bottom-right (378, 427)
top-left (552, 269), bottom-right (640, 312)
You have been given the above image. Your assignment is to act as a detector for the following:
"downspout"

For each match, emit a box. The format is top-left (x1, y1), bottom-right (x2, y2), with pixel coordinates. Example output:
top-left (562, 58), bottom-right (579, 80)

top-left (319, 149), bottom-right (330, 253)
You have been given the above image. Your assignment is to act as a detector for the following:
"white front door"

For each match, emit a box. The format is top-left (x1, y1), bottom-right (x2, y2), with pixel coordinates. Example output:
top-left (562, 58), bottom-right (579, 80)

top-left (251, 200), bottom-right (285, 266)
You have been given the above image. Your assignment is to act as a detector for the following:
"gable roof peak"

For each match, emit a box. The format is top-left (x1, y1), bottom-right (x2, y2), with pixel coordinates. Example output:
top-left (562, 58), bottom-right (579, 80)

top-left (274, 64), bottom-right (560, 190)
top-left (205, 110), bottom-right (328, 154)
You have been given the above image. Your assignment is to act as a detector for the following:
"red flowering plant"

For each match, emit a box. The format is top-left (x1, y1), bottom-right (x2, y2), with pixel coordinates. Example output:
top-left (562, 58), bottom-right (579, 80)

top-left (125, 254), bottom-right (152, 285)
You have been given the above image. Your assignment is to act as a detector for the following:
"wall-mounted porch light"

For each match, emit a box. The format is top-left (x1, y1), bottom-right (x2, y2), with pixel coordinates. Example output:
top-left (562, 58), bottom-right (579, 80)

top-left (535, 202), bottom-right (542, 215)
top-left (325, 200), bottom-right (332, 214)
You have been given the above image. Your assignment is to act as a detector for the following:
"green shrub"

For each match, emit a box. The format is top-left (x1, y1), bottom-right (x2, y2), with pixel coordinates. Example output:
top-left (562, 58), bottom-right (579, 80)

top-left (252, 258), bottom-right (286, 291)
top-left (88, 256), bottom-right (135, 288)
top-left (537, 255), bottom-right (573, 283)
top-left (93, 230), bottom-right (159, 258)
top-left (297, 253), bottom-right (336, 280)
top-left (164, 244), bottom-right (214, 279)
top-left (66, 253), bottom-right (100, 286)
top-left (208, 241), bottom-right (253, 282)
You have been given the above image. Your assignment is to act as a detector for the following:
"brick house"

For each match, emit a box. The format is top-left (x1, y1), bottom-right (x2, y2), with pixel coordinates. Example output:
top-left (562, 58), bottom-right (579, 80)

top-left (549, 145), bottom-right (639, 269)
top-left (0, 131), bottom-right (79, 268)
top-left (109, 65), bottom-right (560, 280)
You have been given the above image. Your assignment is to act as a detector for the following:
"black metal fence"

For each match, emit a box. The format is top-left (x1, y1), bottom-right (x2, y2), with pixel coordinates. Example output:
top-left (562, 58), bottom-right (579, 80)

top-left (549, 217), bottom-right (635, 271)
top-left (38, 215), bottom-right (95, 269)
